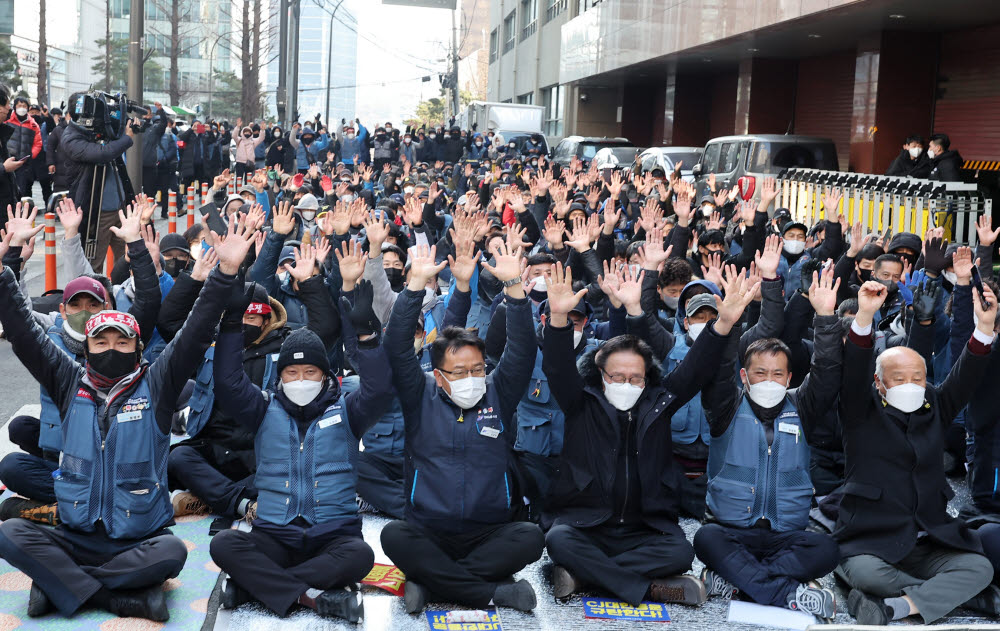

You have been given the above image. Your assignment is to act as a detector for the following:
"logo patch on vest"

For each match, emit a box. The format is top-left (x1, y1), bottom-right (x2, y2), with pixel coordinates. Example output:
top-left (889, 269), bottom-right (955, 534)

top-left (121, 396), bottom-right (150, 413)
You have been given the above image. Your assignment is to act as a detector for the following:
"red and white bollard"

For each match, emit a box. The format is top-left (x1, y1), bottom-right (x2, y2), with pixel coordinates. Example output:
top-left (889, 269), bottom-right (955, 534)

top-left (44, 212), bottom-right (56, 292)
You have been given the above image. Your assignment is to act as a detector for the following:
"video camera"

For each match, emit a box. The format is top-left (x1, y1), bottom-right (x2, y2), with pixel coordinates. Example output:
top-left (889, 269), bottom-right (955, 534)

top-left (70, 91), bottom-right (150, 141)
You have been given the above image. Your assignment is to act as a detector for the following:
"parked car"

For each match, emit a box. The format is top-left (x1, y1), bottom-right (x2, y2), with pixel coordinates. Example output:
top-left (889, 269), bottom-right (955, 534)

top-left (551, 136), bottom-right (635, 167)
top-left (692, 134), bottom-right (838, 201)
top-left (632, 146), bottom-right (704, 182)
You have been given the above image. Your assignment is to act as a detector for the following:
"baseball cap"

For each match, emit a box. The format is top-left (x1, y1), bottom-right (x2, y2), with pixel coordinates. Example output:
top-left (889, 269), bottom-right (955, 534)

top-left (159, 233), bottom-right (190, 255)
top-left (685, 293), bottom-right (719, 318)
top-left (63, 277), bottom-right (107, 305)
top-left (279, 246), bottom-right (297, 266)
top-left (85, 310), bottom-right (140, 339)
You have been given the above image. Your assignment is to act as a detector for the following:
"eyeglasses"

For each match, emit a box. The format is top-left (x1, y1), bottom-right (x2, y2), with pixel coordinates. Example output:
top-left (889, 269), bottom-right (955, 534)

top-left (438, 365), bottom-right (487, 379)
top-left (602, 369), bottom-right (646, 387)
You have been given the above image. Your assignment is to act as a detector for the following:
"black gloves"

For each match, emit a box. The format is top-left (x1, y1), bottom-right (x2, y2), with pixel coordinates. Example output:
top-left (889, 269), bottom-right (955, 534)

top-left (221, 280), bottom-right (255, 331)
top-left (923, 238), bottom-right (947, 277)
top-left (911, 279), bottom-right (941, 324)
top-left (800, 259), bottom-right (825, 297)
top-left (340, 279), bottom-right (381, 346)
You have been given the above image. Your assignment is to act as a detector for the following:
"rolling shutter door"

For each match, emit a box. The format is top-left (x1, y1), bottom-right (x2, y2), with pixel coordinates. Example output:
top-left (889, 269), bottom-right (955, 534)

top-left (934, 24), bottom-right (1000, 163)
top-left (794, 52), bottom-right (855, 170)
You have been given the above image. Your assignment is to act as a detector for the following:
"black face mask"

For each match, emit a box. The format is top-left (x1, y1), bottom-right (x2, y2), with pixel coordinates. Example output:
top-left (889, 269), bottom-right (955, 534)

top-left (244, 134), bottom-right (252, 139)
top-left (302, 136), bottom-right (314, 145)
top-left (243, 324), bottom-right (263, 347)
top-left (163, 258), bottom-right (188, 278)
top-left (897, 252), bottom-right (919, 268)
top-left (857, 268), bottom-right (872, 283)
top-left (878, 278), bottom-right (898, 297)
top-left (87, 348), bottom-right (138, 381)
top-left (384, 268), bottom-right (405, 292)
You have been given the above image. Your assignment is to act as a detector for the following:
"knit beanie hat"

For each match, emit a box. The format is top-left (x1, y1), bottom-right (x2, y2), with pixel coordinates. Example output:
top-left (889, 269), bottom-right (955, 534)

top-left (277, 328), bottom-right (330, 374)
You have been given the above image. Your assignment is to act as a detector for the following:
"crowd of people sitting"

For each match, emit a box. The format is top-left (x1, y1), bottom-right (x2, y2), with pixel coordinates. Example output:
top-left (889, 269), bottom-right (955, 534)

top-left (0, 95), bottom-right (998, 627)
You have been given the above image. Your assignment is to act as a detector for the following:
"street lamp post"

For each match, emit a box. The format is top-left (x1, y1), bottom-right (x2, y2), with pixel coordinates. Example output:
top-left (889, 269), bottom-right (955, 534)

top-left (126, 0), bottom-right (144, 190)
top-left (323, 0), bottom-right (345, 126)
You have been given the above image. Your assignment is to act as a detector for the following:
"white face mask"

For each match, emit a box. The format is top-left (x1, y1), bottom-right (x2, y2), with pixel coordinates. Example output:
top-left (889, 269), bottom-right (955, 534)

top-left (745, 378), bottom-right (788, 408)
top-left (429, 134), bottom-right (436, 140)
top-left (404, 138), bottom-right (412, 144)
top-left (701, 205), bottom-right (715, 216)
top-left (603, 380), bottom-right (644, 411)
top-left (440, 373), bottom-right (487, 409)
top-left (908, 147), bottom-right (922, 159)
top-left (15, 107), bottom-right (26, 117)
top-left (282, 378), bottom-right (324, 407)
top-left (573, 329), bottom-right (584, 347)
top-left (395, 179), bottom-right (402, 185)
top-left (301, 210), bottom-right (316, 222)
top-left (278, 270), bottom-right (290, 283)
top-left (943, 270), bottom-right (957, 285)
top-left (475, 142), bottom-right (483, 147)
top-left (346, 133), bottom-right (355, 140)
top-left (883, 382), bottom-right (925, 413)
top-left (531, 276), bottom-right (548, 293)
top-left (783, 239), bottom-right (806, 255)
top-left (687, 322), bottom-right (707, 341)
top-left (341, 194), bottom-right (355, 203)
top-left (444, 134), bottom-right (451, 140)
top-left (403, 186), bottom-right (414, 195)
top-left (926, 149), bottom-right (936, 159)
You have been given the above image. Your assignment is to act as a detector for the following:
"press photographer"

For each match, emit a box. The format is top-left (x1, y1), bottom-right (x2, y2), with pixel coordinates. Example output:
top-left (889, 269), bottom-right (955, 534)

top-left (60, 92), bottom-right (147, 272)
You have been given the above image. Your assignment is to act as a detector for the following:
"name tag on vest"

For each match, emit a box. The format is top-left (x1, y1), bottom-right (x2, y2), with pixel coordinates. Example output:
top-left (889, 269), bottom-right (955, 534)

top-left (117, 411), bottom-right (143, 423)
top-left (319, 415), bottom-right (342, 429)
top-left (778, 422), bottom-right (799, 441)
top-left (480, 426), bottom-right (500, 439)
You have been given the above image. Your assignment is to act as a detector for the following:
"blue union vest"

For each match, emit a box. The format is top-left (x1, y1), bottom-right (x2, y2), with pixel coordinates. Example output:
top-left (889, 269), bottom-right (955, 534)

top-left (662, 335), bottom-right (712, 445)
top-left (254, 396), bottom-right (358, 526)
top-left (515, 349), bottom-right (565, 457)
top-left (39, 325), bottom-right (79, 452)
top-left (185, 345), bottom-right (280, 439)
top-left (56, 379), bottom-right (173, 539)
top-left (706, 396), bottom-right (813, 532)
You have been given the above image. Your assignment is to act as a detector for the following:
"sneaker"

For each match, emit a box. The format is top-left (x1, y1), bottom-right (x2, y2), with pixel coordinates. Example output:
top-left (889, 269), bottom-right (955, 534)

top-left (551, 565), bottom-right (579, 599)
top-left (356, 497), bottom-right (383, 516)
top-left (700, 568), bottom-right (738, 600)
top-left (847, 588), bottom-right (890, 625)
top-left (27, 582), bottom-right (53, 617)
top-left (403, 580), bottom-right (427, 614)
top-left (221, 575), bottom-right (252, 610)
top-left (172, 492), bottom-right (209, 517)
top-left (964, 584), bottom-right (1000, 616)
top-left (107, 585), bottom-right (169, 622)
top-left (0, 497), bottom-right (60, 526)
top-left (493, 579), bottom-right (537, 612)
top-left (789, 583), bottom-right (836, 619)
top-left (315, 586), bottom-right (364, 622)
top-left (648, 575), bottom-right (707, 606)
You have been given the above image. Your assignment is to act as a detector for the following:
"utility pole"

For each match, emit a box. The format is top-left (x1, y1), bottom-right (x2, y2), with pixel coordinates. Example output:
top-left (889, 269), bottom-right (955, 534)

top-left (277, 0), bottom-right (288, 125)
top-left (288, 0), bottom-right (300, 125)
top-left (126, 0), bottom-right (144, 189)
top-left (450, 7), bottom-right (460, 120)
top-left (324, 0), bottom-right (346, 126)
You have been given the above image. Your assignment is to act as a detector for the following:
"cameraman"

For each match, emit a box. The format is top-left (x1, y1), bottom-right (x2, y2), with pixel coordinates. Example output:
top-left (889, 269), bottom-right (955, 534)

top-left (61, 94), bottom-right (137, 273)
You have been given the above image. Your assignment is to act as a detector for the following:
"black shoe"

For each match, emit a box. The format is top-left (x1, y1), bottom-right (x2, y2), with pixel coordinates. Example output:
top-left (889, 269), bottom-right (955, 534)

top-left (964, 584), bottom-right (1000, 615)
top-left (403, 581), bottom-right (427, 614)
top-left (315, 587), bottom-right (363, 622)
top-left (107, 585), bottom-right (169, 622)
top-left (221, 576), bottom-right (251, 610)
top-left (209, 517), bottom-right (234, 536)
top-left (493, 579), bottom-right (537, 612)
top-left (27, 582), bottom-right (53, 617)
top-left (551, 565), bottom-right (579, 599)
top-left (648, 575), bottom-right (707, 606)
top-left (0, 497), bottom-right (60, 525)
top-left (847, 588), bottom-right (890, 625)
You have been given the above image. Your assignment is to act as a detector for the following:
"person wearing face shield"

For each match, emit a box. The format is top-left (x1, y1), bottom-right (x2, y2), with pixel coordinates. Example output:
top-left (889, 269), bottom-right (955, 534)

top-left (692, 267), bottom-right (846, 620)
top-left (540, 261), bottom-right (756, 607)
top-left (834, 280), bottom-right (999, 625)
top-left (208, 280), bottom-right (392, 622)
top-left (885, 134), bottom-right (931, 178)
top-left (379, 243), bottom-right (543, 615)
top-left (0, 216), bottom-right (253, 621)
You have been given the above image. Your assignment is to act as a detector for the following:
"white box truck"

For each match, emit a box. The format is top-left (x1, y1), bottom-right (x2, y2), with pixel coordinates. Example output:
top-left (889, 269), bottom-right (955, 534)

top-left (457, 101), bottom-right (548, 154)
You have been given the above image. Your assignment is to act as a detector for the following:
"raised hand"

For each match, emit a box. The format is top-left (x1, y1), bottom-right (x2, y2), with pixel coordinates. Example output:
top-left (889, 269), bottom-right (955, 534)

top-left (213, 213), bottom-right (256, 275)
top-left (910, 280), bottom-right (941, 324)
top-left (714, 264), bottom-right (760, 335)
top-left (363, 212), bottom-right (390, 252)
top-left (542, 214), bottom-right (565, 248)
top-left (139, 223), bottom-right (162, 275)
top-left (565, 216), bottom-right (591, 253)
top-left (976, 214), bottom-right (1000, 247)
top-left (286, 243), bottom-right (318, 284)
top-left (547, 262), bottom-right (588, 326)
top-left (608, 170), bottom-right (625, 198)
top-left (673, 186), bottom-right (693, 226)
top-left (504, 222), bottom-right (530, 251)
top-left (271, 200), bottom-right (296, 235)
top-left (56, 197), bottom-right (83, 239)
top-left (335, 238), bottom-right (368, 290)
top-left (213, 168), bottom-right (232, 192)
top-left (190, 247), bottom-right (218, 281)
top-left (5, 202), bottom-right (43, 246)
top-left (639, 225), bottom-right (673, 271)
top-left (313, 234), bottom-right (331, 268)
top-left (754, 234), bottom-right (783, 279)
top-left (482, 241), bottom-right (524, 285)
top-left (447, 238), bottom-right (482, 291)
top-left (701, 251), bottom-right (724, 289)
top-left (758, 176), bottom-right (778, 213)
top-left (847, 222), bottom-right (864, 257)
top-left (614, 264), bottom-right (645, 315)
top-left (856, 280), bottom-right (889, 328)
top-left (109, 203), bottom-right (142, 243)
top-left (603, 201), bottom-right (622, 235)
top-left (402, 198), bottom-right (424, 227)
top-left (952, 246), bottom-right (976, 285)
top-left (706, 210), bottom-right (723, 231)
top-left (807, 265), bottom-right (841, 316)
top-left (0, 229), bottom-right (14, 270)
top-left (973, 285), bottom-right (998, 336)
top-left (245, 203), bottom-right (266, 232)
top-left (599, 259), bottom-right (624, 308)
top-left (406, 244), bottom-right (447, 291)
top-left (713, 187), bottom-right (729, 208)
top-left (134, 194), bottom-right (156, 224)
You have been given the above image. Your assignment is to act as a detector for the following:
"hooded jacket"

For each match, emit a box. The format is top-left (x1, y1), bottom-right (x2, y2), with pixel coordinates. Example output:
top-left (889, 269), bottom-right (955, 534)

top-left (886, 149), bottom-right (932, 178)
top-left (5, 112), bottom-right (42, 161)
top-left (234, 127), bottom-right (265, 165)
top-left (929, 149), bottom-right (964, 182)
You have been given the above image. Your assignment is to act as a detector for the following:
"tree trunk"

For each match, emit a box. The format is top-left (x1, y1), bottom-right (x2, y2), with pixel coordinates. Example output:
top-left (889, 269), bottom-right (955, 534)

top-left (104, 0), bottom-right (111, 91)
top-left (37, 0), bottom-right (47, 104)
top-left (168, 0), bottom-right (180, 104)
top-left (252, 0), bottom-right (262, 118)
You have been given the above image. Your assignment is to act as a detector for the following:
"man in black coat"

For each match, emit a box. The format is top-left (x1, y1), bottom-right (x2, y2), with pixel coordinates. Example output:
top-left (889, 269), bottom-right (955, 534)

top-left (541, 262), bottom-right (757, 607)
top-left (837, 279), bottom-right (999, 625)
top-left (0, 84), bottom-right (25, 233)
top-left (885, 134), bottom-right (932, 178)
top-left (927, 133), bottom-right (964, 182)
top-left (45, 109), bottom-right (70, 192)
top-left (140, 104), bottom-right (167, 209)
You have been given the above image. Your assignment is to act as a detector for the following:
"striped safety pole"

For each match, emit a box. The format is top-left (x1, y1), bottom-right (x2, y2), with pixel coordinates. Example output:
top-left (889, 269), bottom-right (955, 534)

top-left (168, 206), bottom-right (177, 234)
top-left (105, 246), bottom-right (114, 275)
top-left (44, 212), bottom-right (56, 292)
top-left (187, 186), bottom-right (195, 227)
top-left (201, 181), bottom-right (209, 205)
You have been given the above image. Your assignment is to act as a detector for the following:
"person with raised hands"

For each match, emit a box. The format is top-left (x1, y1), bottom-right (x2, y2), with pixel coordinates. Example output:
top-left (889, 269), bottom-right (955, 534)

top-left (379, 242), bottom-right (543, 615)
top-left (692, 265), bottom-right (844, 620)
top-left (837, 280), bottom-right (999, 625)
top-left (542, 259), bottom-right (754, 607)
top-left (0, 214), bottom-right (254, 622)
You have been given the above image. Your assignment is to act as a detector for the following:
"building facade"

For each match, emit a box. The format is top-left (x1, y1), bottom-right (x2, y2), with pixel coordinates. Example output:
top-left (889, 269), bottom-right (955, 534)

top-left (487, 0), bottom-right (1000, 171)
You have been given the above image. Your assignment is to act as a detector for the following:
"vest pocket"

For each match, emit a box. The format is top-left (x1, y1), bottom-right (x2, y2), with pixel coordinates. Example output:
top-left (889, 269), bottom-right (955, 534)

top-left (53, 477), bottom-right (90, 526)
top-left (776, 482), bottom-right (813, 531)
top-left (707, 476), bottom-right (755, 524)
top-left (515, 406), bottom-right (554, 457)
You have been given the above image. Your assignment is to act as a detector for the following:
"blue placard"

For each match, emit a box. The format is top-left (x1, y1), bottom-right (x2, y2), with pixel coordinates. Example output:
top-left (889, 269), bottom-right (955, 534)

top-left (583, 599), bottom-right (671, 622)
top-left (425, 607), bottom-right (504, 630)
